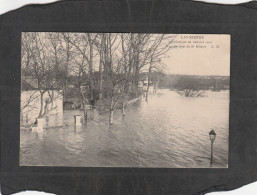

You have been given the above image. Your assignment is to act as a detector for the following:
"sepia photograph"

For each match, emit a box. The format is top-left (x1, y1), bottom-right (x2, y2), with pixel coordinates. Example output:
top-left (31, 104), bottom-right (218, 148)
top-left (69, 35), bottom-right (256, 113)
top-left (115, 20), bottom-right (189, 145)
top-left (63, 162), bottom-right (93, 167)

top-left (20, 33), bottom-right (230, 168)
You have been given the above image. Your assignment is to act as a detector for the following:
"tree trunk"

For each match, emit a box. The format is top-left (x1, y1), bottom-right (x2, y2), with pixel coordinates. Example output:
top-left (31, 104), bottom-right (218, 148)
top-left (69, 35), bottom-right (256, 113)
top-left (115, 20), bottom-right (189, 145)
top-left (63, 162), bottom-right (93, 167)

top-left (64, 34), bottom-right (70, 100)
top-left (109, 109), bottom-right (114, 125)
top-left (51, 91), bottom-right (54, 109)
top-left (99, 59), bottom-right (103, 99)
top-left (38, 91), bottom-right (45, 117)
top-left (47, 90), bottom-right (55, 110)
top-left (108, 34), bottom-right (113, 73)
top-left (145, 91), bottom-right (149, 102)
top-left (87, 34), bottom-right (95, 104)
top-left (122, 101), bottom-right (125, 116)
top-left (145, 60), bottom-right (152, 102)
top-left (109, 98), bottom-right (114, 125)
top-left (134, 54), bottom-right (140, 96)
top-left (99, 34), bottom-right (104, 99)
top-left (79, 84), bottom-right (87, 123)
top-left (82, 100), bottom-right (87, 123)
top-left (64, 79), bottom-right (68, 99)
top-left (103, 35), bottom-right (108, 79)
top-left (44, 100), bottom-right (50, 115)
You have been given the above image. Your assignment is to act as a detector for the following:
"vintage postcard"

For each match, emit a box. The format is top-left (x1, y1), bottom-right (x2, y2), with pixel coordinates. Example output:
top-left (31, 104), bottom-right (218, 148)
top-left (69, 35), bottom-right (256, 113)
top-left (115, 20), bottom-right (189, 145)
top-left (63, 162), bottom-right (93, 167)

top-left (20, 33), bottom-right (230, 168)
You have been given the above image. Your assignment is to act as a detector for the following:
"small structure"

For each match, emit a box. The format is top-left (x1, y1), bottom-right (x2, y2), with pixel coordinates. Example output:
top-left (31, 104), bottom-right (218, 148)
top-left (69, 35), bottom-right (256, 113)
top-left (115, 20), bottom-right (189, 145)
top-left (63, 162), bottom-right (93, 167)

top-left (21, 76), bottom-right (63, 128)
top-left (143, 79), bottom-right (154, 94)
top-left (31, 117), bottom-right (44, 132)
top-left (74, 115), bottom-right (83, 125)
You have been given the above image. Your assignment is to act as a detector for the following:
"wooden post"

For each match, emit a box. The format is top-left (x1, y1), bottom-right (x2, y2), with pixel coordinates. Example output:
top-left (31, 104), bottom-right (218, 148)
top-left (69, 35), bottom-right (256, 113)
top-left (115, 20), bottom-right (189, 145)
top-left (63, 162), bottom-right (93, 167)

top-left (83, 104), bottom-right (87, 123)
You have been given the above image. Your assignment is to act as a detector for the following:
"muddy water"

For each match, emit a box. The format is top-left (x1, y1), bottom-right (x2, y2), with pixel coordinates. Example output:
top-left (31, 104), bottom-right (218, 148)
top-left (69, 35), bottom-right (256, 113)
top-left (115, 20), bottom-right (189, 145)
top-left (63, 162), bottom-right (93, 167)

top-left (20, 89), bottom-right (229, 168)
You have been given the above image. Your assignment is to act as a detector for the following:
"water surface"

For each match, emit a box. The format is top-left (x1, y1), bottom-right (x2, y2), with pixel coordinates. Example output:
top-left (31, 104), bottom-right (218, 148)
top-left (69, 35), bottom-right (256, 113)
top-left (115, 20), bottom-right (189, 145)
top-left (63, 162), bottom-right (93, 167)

top-left (20, 89), bottom-right (229, 168)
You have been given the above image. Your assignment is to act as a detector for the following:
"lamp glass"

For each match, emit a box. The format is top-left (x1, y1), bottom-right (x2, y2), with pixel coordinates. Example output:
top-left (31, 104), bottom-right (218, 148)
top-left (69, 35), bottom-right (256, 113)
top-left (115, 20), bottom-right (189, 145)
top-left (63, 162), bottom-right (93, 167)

top-left (209, 134), bottom-right (216, 141)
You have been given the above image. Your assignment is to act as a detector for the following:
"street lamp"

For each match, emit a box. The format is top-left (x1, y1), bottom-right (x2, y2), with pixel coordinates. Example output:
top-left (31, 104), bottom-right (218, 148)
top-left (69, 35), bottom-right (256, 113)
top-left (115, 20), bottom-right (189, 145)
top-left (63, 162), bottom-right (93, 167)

top-left (209, 129), bottom-right (216, 167)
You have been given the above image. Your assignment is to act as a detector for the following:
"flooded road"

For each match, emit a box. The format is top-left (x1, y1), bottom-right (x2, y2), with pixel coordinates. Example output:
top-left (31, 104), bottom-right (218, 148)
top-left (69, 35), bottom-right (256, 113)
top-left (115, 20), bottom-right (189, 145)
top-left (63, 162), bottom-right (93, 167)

top-left (20, 89), bottom-right (229, 168)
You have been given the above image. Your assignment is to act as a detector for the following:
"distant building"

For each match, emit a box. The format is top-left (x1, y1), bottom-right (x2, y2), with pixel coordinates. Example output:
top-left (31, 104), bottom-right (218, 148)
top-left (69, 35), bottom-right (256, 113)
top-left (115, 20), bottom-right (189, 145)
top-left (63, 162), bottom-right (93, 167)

top-left (142, 79), bottom-right (154, 93)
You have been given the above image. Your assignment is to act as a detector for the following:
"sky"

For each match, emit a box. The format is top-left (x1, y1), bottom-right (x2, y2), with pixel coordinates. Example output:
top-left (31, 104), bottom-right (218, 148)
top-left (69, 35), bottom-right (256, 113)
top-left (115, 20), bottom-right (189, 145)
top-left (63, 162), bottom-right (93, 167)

top-left (163, 34), bottom-right (230, 76)
top-left (22, 32), bottom-right (230, 77)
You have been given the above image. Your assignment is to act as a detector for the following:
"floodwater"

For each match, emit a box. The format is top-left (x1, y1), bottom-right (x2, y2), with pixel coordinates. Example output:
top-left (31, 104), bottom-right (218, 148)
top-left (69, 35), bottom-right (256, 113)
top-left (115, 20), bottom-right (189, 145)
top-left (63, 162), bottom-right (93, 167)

top-left (20, 89), bottom-right (229, 168)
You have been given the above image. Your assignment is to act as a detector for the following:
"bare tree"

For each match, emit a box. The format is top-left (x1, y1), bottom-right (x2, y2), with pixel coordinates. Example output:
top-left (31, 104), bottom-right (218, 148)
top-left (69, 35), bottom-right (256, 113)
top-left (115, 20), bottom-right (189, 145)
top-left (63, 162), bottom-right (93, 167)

top-left (21, 32), bottom-right (66, 118)
top-left (60, 33), bottom-right (74, 98)
top-left (20, 91), bottom-right (40, 113)
top-left (99, 33), bottom-right (128, 124)
top-left (138, 34), bottom-right (176, 101)
top-left (21, 32), bottom-right (53, 117)
top-left (21, 33), bottom-right (38, 115)
top-left (175, 76), bottom-right (205, 97)
top-left (63, 33), bottom-right (99, 108)
top-left (65, 34), bottom-right (89, 121)
top-left (21, 32), bottom-right (178, 125)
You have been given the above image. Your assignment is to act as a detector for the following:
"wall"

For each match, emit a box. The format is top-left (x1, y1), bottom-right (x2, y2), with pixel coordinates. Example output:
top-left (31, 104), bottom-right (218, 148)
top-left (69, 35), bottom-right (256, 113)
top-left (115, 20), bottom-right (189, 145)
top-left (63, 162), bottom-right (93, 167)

top-left (20, 90), bottom-right (63, 126)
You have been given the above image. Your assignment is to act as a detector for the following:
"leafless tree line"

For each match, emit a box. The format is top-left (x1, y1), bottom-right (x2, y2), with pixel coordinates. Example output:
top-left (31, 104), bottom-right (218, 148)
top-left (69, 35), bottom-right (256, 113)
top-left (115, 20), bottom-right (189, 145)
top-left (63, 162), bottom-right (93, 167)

top-left (21, 32), bottom-right (176, 124)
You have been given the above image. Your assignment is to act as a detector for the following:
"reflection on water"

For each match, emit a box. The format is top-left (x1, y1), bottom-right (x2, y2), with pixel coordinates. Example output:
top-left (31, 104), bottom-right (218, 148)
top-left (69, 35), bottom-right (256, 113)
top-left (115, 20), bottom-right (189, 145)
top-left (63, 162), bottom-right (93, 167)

top-left (20, 89), bottom-right (229, 168)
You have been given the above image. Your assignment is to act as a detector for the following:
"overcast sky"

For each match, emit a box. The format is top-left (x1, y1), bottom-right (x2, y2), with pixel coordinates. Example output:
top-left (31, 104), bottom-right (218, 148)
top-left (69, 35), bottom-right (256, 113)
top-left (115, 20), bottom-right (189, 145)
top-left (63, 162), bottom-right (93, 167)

top-left (163, 34), bottom-right (230, 76)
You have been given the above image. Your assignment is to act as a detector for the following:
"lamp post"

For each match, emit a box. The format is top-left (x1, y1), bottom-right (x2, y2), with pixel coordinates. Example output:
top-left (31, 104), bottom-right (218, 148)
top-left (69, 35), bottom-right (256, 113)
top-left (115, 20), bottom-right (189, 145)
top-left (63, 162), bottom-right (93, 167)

top-left (209, 129), bottom-right (216, 167)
